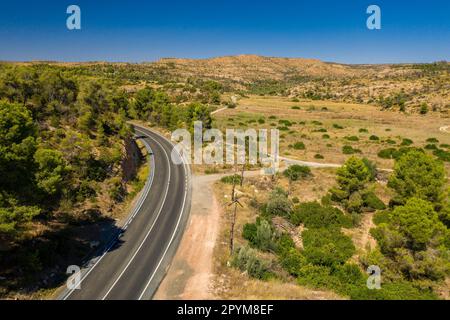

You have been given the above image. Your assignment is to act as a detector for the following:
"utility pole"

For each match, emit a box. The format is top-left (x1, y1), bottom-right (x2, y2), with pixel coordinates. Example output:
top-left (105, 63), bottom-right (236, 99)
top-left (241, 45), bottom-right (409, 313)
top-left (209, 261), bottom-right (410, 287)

top-left (229, 165), bottom-right (242, 254)
top-left (240, 162), bottom-right (245, 187)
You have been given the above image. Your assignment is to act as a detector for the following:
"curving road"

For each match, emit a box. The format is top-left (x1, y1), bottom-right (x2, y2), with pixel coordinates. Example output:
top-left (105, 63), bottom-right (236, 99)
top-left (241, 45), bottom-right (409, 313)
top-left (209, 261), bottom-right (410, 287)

top-left (60, 124), bottom-right (191, 300)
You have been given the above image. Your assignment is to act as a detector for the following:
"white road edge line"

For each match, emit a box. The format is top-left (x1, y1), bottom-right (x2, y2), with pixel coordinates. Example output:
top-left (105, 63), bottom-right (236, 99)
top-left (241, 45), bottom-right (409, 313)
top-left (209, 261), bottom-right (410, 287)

top-left (62, 130), bottom-right (155, 300)
top-left (101, 132), bottom-right (171, 300)
top-left (137, 130), bottom-right (189, 300)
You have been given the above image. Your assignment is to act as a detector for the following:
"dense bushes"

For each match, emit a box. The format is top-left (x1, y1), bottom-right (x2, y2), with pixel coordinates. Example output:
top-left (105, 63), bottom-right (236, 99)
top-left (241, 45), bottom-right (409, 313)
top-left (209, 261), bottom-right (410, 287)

top-left (302, 228), bottom-right (355, 266)
top-left (236, 151), bottom-right (448, 299)
top-left (292, 141), bottom-right (306, 150)
top-left (220, 174), bottom-right (242, 185)
top-left (290, 202), bottom-right (353, 228)
top-left (265, 188), bottom-right (292, 217)
top-left (362, 191), bottom-right (386, 210)
top-left (283, 165), bottom-right (311, 182)
top-left (342, 145), bottom-right (361, 154)
top-left (242, 218), bottom-right (278, 252)
top-left (377, 147), bottom-right (424, 160)
top-left (231, 246), bottom-right (272, 280)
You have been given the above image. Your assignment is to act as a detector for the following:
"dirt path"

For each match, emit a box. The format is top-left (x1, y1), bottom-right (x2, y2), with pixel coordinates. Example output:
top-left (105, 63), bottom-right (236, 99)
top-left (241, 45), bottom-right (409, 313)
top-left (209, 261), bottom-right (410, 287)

top-left (154, 174), bottom-right (221, 299)
top-left (439, 126), bottom-right (450, 133)
top-left (211, 106), bottom-right (229, 115)
top-left (154, 169), bottom-right (268, 299)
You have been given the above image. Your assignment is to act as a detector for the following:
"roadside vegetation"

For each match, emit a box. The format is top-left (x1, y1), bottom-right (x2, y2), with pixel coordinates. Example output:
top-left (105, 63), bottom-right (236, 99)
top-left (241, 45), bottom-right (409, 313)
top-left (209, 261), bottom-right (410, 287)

top-left (0, 63), bottom-right (212, 298)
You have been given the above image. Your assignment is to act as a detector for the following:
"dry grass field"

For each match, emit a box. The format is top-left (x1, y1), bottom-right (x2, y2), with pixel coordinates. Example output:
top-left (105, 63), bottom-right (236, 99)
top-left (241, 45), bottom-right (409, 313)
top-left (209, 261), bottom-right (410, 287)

top-left (212, 95), bottom-right (450, 171)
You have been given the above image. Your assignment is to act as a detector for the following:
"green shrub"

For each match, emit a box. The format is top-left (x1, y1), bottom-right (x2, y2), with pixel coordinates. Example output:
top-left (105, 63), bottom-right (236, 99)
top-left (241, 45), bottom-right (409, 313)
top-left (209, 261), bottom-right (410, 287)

top-left (254, 219), bottom-right (277, 251)
top-left (362, 157), bottom-right (377, 181)
top-left (377, 148), bottom-right (397, 159)
top-left (347, 281), bottom-right (438, 300)
top-left (297, 264), bottom-right (334, 288)
top-left (385, 139), bottom-right (396, 145)
top-left (302, 228), bottom-right (355, 266)
top-left (314, 154), bottom-right (324, 159)
top-left (220, 174), bottom-right (242, 184)
top-left (359, 128), bottom-right (368, 133)
top-left (346, 191), bottom-right (364, 213)
top-left (231, 246), bottom-right (272, 280)
top-left (278, 119), bottom-right (292, 127)
top-left (334, 263), bottom-right (365, 285)
top-left (266, 188), bottom-right (292, 217)
top-left (362, 191), bottom-right (386, 211)
top-left (419, 103), bottom-right (429, 115)
top-left (291, 106), bottom-right (301, 110)
top-left (369, 135), bottom-right (379, 141)
top-left (276, 232), bottom-right (296, 254)
top-left (279, 248), bottom-right (306, 277)
top-left (426, 137), bottom-right (439, 143)
top-left (322, 134), bottom-right (330, 139)
top-left (342, 145), bottom-right (361, 154)
top-left (290, 202), bottom-right (353, 228)
top-left (108, 177), bottom-right (124, 202)
top-left (242, 223), bottom-right (257, 244)
top-left (373, 210), bottom-right (391, 225)
top-left (345, 136), bottom-right (359, 141)
top-left (333, 124), bottom-right (344, 129)
top-left (424, 144), bottom-right (437, 150)
top-left (400, 138), bottom-right (413, 146)
top-left (293, 141), bottom-right (306, 150)
top-left (433, 148), bottom-right (450, 162)
top-left (283, 164), bottom-right (311, 181)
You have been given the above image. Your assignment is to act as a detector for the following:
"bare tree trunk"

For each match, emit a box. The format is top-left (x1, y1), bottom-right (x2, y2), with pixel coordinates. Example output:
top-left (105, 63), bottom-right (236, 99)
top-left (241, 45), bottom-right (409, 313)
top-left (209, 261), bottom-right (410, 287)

top-left (229, 201), bottom-right (238, 254)
top-left (229, 165), bottom-right (238, 255)
top-left (240, 163), bottom-right (245, 187)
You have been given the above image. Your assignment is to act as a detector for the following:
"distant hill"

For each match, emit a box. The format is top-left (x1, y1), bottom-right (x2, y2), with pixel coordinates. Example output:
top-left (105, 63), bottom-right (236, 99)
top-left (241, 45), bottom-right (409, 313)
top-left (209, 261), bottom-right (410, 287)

top-left (155, 54), bottom-right (364, 81)
top-left (2, 55), bottom-right (448, 113)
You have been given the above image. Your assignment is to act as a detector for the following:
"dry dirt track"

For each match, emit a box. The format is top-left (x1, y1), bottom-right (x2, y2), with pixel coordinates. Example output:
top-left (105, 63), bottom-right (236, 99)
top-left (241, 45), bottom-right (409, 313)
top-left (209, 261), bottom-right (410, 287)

top-left (440, 126), bottom-right (450, 133)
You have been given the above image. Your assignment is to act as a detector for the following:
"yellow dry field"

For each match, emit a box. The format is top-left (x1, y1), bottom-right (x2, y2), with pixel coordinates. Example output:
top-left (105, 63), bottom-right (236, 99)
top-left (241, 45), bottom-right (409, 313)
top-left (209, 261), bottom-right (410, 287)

top-left (212, 96), bottom-right (450, 171)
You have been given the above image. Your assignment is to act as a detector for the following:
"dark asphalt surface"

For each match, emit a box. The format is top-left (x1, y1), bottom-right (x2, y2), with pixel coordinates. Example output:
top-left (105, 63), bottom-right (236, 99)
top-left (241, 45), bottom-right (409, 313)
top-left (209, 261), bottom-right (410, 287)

top-left (62, 125), bottom-right (190, 300)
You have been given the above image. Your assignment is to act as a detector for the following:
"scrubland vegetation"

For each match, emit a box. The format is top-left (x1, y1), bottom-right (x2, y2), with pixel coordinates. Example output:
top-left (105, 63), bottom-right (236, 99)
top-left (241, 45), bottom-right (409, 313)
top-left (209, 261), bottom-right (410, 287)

top-left (218, 150), bottom-right (449, 299)
top-left (0, 55), bottom-right (448, 299)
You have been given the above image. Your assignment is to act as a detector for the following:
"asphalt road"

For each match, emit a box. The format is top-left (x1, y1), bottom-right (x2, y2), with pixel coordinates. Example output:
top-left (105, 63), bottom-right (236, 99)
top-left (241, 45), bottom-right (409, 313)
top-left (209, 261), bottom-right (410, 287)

top-left (61, 125), bottom-right (191, 300)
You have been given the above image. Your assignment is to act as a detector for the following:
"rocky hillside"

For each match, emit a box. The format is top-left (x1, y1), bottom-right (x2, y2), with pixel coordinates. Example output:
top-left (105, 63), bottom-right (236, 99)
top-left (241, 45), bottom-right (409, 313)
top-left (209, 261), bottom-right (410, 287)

top-left (156, 55), bottom-right (363, 81)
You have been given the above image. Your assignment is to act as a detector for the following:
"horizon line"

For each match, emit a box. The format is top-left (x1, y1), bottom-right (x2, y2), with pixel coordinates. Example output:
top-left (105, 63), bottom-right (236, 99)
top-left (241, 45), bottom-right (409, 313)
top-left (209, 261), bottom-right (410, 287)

top-left (0, 54), bottom-right (448, 66)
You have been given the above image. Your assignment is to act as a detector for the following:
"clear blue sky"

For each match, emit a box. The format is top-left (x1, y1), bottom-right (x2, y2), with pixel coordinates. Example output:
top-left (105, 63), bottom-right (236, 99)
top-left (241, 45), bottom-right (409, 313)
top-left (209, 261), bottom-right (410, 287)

top-left (0, 0), bottom-right (448, 64)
